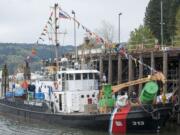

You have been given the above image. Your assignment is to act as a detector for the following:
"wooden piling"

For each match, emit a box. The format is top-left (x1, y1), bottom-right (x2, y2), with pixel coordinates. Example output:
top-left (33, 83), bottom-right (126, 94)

top-left (163, 51), bottom-right (168, 92)
top-left (139, 54), bottom-right (143, 95)
top-left (128, 55), bottom-right (133, 94)
top-left (108, 54), bottom-right (112, 84)
top-left (117, 54), bottom-right (122, 84)
top-left (151, 51), bottom-right (155, 74)
top-left (99, 55), bottom-right (103, 81)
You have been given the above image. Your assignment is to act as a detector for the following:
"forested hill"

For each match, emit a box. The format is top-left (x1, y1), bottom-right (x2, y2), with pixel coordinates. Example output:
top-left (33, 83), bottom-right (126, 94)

top-left (0, 43), bottom-right (74, 74)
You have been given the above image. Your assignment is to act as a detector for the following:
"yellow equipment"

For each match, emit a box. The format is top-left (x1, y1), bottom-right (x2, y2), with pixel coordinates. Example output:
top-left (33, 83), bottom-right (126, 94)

top-left (111, 72), bottom-right (166, 93)
top-left (98, 72), bottom-right (166, 113)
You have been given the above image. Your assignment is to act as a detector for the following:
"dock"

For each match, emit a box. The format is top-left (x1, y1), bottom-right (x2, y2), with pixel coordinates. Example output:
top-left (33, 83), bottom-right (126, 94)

top-left (76, 45), bottom-right (180, 124)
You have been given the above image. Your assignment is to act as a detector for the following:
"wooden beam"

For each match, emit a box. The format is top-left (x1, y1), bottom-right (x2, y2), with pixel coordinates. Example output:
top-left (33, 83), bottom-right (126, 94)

top-left (99, 55), bottom-right (103, 81)
top-left (128, 55), bottom-right (133, 94)
top-left (117, 54), bottom-right (122, 84)
top-left (151, 51), bottom-right (155, 74)
top-left (108, 54), bottom-right (112, 84)
top-left (139, 54), bottom-right (143, 95)
top-left (163, 51), bottom-right (168, 92)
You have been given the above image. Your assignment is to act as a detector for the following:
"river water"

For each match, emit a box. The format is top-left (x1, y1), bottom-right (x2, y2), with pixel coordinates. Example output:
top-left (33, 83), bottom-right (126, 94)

top-left (0, 114), bottom-right (179, 135)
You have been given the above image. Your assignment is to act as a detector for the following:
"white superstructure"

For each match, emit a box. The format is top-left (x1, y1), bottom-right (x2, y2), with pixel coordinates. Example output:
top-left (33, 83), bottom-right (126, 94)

top-left (34, 59), bottom-right (100, 114)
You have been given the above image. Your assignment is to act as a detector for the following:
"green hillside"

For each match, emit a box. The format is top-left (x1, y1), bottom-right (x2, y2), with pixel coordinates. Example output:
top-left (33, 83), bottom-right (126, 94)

top-left (0, 43), bottom-right (74, 74)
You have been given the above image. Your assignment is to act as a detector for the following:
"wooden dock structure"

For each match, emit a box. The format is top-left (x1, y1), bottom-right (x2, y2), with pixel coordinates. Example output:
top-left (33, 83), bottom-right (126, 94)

top-left (92, 47), bottom-right (180, 124)
top-left (69, 45), bottom-right (180, 123)
top-left (82, 48), bottom-right (180, 94)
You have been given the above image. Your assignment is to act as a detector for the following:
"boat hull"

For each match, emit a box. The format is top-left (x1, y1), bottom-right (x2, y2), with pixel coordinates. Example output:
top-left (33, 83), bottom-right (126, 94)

top-left (0, 100), bottom-right (110, 130)
top-left (0, 99), bottom-right (172, 133)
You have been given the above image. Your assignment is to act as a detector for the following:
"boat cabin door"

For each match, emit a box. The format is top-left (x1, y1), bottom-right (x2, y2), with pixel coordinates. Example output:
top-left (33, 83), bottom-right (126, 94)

top-left (58, 93), bottom-right (64, 112)
top-left (72, 93), bottom-right (79, 112)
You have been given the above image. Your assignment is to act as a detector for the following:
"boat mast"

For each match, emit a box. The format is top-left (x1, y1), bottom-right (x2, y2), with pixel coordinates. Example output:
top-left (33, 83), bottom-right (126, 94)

top-left (72, 10), bottom-right (77, 62)
top-left (54, 3), bottom-right (59, 69)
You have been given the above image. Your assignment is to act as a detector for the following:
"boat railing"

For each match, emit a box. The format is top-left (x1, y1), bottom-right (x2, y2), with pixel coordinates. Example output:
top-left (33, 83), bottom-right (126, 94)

top-left (59, 59), bottom-right (96, 71)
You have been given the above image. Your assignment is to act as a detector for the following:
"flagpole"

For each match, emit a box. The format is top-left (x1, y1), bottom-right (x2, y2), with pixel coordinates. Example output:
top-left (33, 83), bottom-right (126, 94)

top-left (118, 13), bottom-right (122, 44)
top-left (118, 12), bottom-right (122, 84)
top-left (160, 0), bottom-right (164, 48)
top-left (72, 10), bottom-right (77, 62)
top-left (54, 3), bottom-right (59, 70)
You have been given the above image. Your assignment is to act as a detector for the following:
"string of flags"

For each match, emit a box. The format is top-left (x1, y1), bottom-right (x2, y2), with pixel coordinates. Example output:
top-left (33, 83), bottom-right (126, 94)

top-left (59, 9), bottom-right (108, 45)
top-left (36, 8), bottom-right (108, 47)
top-left (34, 8), bottom-right (157, 73)
top-left (36, 11), bottom-right (54, 44)
top-left (32, 8), bottom-right (71, 58)
top-left (58, 10), bottom-right (157, 73)
top-left (117, 45), bottom-right (157, 73)
top-left (59, 10), bottom-right (71, 19)
top-left (68, 14), bottom-right (107, 45)
top-left (36, 9), bottom-right (72, 44)
top-left (30, 11), bottom-right (54, 58)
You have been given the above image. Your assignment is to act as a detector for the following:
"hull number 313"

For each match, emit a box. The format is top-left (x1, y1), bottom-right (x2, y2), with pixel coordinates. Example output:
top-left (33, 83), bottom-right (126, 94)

top-left (132, 121), bottom-right (145, 126)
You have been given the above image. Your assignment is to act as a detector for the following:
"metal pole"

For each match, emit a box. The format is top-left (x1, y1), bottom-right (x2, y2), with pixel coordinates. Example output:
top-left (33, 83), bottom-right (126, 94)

top-left (118, 13), bottom-right (122, 44)
top-left (161, 0), bottom-right (164, 47)
top-left (72, 10), bottom-right (77, 62)
top-left (117, 13), bottom-right (122, 84)
top-left (54, 3), bottom-right (59, 68)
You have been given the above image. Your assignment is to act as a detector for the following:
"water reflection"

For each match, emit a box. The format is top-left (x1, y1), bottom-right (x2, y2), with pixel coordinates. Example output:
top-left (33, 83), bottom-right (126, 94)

top-left (0, 115), bottom-right (179, 135)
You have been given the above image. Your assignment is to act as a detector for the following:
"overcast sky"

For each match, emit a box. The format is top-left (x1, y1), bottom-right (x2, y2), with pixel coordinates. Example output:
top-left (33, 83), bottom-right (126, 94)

top-left (0, 0), bottom-right (150, 45)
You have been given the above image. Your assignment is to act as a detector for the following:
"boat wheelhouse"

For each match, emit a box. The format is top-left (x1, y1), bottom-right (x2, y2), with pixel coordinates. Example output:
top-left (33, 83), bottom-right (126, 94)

top-left (34, 58), bottom-right (100, 114)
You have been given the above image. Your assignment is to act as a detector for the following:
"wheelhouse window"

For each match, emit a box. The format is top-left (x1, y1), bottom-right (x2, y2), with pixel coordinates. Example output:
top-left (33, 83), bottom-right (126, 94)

top-left (62, 73), bottom-right (65, 78)
top-left (89, 73), bottom-right (93, 79)
top-left (58, 74), bottom-right (61, 79)
top-left (66, 74), bottom-right (69, 80)
top-left (83, 73), bottom-right (88, 80)
top-left (69, 74), bottom-right (74, 80)
top-left (75, 73), bottom-right (81, 80)
top-left (95, 73), bottom-right (99, 80)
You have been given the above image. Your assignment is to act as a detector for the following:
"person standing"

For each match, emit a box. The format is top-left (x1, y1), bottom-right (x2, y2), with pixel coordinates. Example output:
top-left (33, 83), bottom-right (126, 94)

top-left (102, 73), bottom-right (107, 84)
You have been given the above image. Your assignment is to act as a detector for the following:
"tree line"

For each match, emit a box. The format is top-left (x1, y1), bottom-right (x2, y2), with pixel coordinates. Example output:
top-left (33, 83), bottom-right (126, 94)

top-left (129, 0), bottom-right (180, 46)
top-left (0, 43), bottom-right (74, 74)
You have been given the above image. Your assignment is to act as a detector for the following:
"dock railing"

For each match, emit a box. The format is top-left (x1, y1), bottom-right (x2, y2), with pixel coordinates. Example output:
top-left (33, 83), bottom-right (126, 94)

top-left (126, 43), bottom-right (180, 53)
top-left (71, 43), bottom-right (180, 59)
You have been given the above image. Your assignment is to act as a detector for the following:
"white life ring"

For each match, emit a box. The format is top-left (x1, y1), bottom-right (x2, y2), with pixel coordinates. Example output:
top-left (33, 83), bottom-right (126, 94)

top-left (116, 95), bottom-right (128, 107)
